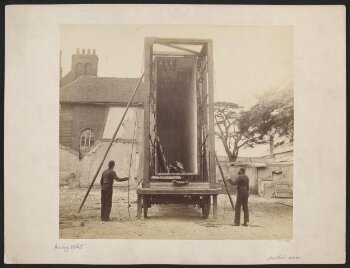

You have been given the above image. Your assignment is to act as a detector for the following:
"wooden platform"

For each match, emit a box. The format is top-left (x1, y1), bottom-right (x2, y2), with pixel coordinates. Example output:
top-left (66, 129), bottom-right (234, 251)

top-left (150, 174), bottom-right (203, 182)
top-left (136, 182), bottom-right (222, 219)
top-left (137, 182), bottom-right (222, 195)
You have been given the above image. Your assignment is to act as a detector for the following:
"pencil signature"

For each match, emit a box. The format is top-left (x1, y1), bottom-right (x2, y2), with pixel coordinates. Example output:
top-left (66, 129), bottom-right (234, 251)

top-left (54, 243), bottom-right (86, 253)
top-left (267, 255), bottom-right (301, 261)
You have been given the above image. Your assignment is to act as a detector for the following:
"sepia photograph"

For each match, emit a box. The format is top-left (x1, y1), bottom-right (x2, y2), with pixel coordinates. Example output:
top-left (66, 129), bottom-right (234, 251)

top-left (59, 24), bottom-right (294, 239)
top-left (5, 4), bottom-right (345, 264)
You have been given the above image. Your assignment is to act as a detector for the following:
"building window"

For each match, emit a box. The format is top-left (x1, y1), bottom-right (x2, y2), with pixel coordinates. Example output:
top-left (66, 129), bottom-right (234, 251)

top-left (81, 136), bottom-right (85, 146)
top-left (76, 63), bottom-right (83, 78)
top-left (84, 63), bottom-right (91, 74)
top-left (80, 129), bottom-right (95, 155)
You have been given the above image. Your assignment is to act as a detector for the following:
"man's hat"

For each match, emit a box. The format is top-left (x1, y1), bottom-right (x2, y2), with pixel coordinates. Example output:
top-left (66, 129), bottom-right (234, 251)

top-left (108, 160), bottom-right (115, 168)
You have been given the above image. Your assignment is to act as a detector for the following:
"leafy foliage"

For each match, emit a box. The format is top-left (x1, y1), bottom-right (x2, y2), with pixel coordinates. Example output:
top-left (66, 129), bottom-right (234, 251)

top-left (249, 87), bottom-right (294, 142)
top-left (214, 87), bottom-right (294, 162)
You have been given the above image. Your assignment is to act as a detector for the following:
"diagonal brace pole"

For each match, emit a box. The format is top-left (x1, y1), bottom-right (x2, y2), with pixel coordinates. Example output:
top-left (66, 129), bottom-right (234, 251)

top-left (158, 43), bottom-right (199, 55)
top-left (77, 73), bottom-right (144, 213)
top-left (215, 153), bottom-right (235, 213)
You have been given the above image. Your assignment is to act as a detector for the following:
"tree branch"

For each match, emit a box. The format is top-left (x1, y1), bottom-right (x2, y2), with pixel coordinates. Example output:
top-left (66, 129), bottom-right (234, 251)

top-left (237, 137), bottom-right (257, 149)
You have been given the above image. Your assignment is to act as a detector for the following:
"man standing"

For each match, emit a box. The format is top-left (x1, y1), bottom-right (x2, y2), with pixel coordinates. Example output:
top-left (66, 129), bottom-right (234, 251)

top-left (230, 167), bottom-right (249, 226)
top-left (100, 160), bottom-right (129, 222)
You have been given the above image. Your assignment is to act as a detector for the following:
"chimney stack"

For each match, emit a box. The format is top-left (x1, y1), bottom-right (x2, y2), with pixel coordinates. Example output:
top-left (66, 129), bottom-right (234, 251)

top-left (70, 48), bottom-right (98, 79)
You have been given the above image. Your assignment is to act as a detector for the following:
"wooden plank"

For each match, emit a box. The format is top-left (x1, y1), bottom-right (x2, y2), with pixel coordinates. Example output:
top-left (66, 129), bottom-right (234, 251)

top-left (195, 56), bottom-right (204, 182)
top-left (277, 201), bottom-right (293, 206)
top-left (151, 175), bottom-right (182, 180)
top-left (213, 194), bottom-right (218, 218)
top-left (207, 40), bottom-right (216, 186)
top-left (150, 182), bottom-right (210, 187)
top-left (149, 57), bottom-right (157, 175)
top-left (199, 43), bottom-right (208, 57)
top-left (61, 101), bottom-right (143, 106)
top-left (156, 172), bottom-right (198, 176)
top-left (137, 188), bottom-right (222, 195)
top-left (147, 187), bottom-right (213, 192)
top-left (142, 39), bottom-right (153, 188)
top-left (153, 51), bottom-right (196, 57)
top-left (147, 185), bottom-right (214, 191)
top-left (158, 43), bottom-right (199, 55)
top-left (153, 38), bottom-right (209, 45)
top-left (276, 193), bottom-right (293, 198)
top-left (199, 54), bottom-right (209, 183)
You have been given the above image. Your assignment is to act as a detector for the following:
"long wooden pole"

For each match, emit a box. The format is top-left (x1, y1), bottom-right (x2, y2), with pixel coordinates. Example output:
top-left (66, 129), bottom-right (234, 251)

top-left (126, 109), bottom-right (138, 218)
top-left (78, 73), bottom-right (144, 213)
top-left (215, 153), bottom-right (235, 211)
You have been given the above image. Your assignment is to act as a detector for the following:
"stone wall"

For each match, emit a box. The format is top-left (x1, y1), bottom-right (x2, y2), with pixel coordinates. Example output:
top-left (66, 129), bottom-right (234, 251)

top-left (59, 146), bottom-right (81, 186)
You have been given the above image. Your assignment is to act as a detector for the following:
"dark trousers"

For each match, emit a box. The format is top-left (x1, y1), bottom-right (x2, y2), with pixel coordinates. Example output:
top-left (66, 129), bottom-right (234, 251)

top-left (234, 191), bottom-right (249, 224)
top-left (101, 186), bottom-right (113, 221)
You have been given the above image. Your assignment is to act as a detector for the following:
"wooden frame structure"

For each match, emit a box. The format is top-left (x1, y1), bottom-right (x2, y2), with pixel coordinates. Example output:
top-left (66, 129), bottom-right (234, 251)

top-left (137, 37), bottom-right (220, 219)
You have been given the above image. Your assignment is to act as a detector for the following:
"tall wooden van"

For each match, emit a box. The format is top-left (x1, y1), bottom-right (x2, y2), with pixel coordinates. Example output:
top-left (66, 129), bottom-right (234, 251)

top-left (137, 38), bottom-right (221, 219)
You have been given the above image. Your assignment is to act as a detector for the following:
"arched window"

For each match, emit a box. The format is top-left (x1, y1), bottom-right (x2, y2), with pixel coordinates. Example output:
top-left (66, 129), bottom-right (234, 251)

top-left (84, 63), bottom-right (91, 75)
top-left (80, 129), bottom-right (95, 155)
top-left (76, 63), bottom-right (83, 78)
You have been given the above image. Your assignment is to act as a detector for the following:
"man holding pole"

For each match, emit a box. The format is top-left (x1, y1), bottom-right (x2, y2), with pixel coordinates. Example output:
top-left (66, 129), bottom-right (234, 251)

top-left (77, 73), bottom-right (143, 214)
top-left (100, 160), bottom-right (129, 222)
top-left (230, 167), bottom-right (250, 227)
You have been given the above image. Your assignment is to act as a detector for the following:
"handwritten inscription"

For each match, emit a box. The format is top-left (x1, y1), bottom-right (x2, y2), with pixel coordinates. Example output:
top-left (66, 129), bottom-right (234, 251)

top-left (267, 255), bottom-right (301, 261)
top-left (54, 243), bottom-right (86, 253)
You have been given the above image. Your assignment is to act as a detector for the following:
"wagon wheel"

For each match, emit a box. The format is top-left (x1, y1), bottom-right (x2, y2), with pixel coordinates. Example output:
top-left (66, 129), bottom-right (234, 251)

top-left (201, 196), bottom-right (211, 219)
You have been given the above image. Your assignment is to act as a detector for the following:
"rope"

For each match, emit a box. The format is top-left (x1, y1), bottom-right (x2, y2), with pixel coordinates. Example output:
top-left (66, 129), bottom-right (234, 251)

top-left (77, 74), bottom-right (144, 213)
top-left (126, 47), bottom-right (145, 217)
top-left (127, 109), bottom-right (138, 217)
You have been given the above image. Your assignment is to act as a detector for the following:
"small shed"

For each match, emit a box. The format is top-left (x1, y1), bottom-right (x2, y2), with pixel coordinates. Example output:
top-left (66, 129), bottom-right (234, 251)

top-left (258, 155), bottom-right (293, 198)
top-left (227, 162), bottom-right (267, 195)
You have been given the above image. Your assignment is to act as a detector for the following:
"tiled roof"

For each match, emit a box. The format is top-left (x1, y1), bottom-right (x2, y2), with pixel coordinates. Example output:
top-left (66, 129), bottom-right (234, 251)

top-left (60, 75), bottom-right (145, 104)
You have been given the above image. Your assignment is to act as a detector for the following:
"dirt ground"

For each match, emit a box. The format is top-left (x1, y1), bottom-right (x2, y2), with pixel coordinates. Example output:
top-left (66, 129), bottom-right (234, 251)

top-left (59, 186), bottom-right (293, 240)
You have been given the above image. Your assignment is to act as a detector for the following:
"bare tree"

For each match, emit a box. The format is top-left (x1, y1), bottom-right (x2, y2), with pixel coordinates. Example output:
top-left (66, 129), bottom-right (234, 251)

top-left (214, 102), bottom-right (263, 162)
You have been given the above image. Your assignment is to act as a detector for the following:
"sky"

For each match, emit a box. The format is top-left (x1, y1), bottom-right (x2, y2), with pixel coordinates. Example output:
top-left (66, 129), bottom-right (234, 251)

top-left (60, 24), bottom-right (293, 156)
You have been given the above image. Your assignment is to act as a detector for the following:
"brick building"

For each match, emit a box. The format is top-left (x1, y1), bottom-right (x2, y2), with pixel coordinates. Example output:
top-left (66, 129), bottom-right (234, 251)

top-left (59, 49), bottom-right (144, 186)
